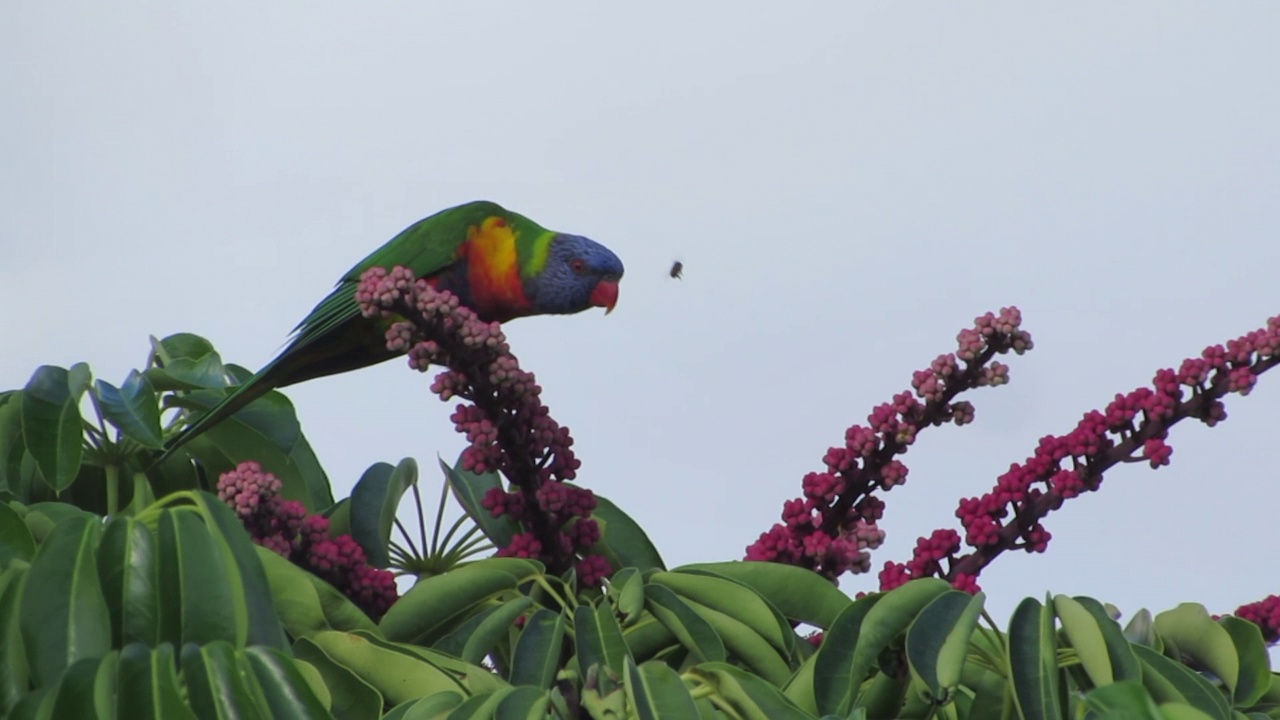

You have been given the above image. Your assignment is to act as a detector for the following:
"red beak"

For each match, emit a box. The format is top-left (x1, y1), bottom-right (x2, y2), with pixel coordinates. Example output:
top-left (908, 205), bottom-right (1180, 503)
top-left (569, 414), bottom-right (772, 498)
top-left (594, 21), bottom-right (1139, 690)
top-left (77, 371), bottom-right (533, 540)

top-left (589, 279), bottom-right (619, 315)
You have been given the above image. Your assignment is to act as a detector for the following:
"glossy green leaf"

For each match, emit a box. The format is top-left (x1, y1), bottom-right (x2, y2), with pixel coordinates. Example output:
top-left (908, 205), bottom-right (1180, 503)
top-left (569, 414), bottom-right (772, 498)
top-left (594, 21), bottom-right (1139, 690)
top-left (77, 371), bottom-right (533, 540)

top-left (96, 371), bottom-right (164, 449)
top-left (688, 662), bottom-right (813, 720)
top-left (842, 578), bottom-right (950, 713)
top-left (381, 691), bottom-right (466, 719)
top-left (585, 490), bottom-right (666, 572)
top-left (243, 645), bottom-right (335, 719)
top-left (626, 658), bottom-right (699, 720)
top-left (350, 458), bottom-right (417, 569)
top-left (170, 388), bottom-right (333, 509)
top-left (1083, 680), bottom-right (1164, 717)
top-left (905, 590), bottom-right (985, 703)
top-left (649, 571), bottom-right (788, 654)
top-left (379, 564), bottom-right (521, 645)
top-left (0, 566), bottom-right (31, 716)
top-left (574, 601), bottom-right (633, 675)
top-left (115, 644), bottom-right (194, 719)
top-left (256, 544), bottom-right (379, 641)
top-left (19, 515), bottom-right (111, 688)
top-left (1217, 615), bottom-right (1270, 707)
top-left (509, 608), bottom-right (566, 689)
top-left (0, 394), bottom-right (27, 495)
top-left (436, 596), bottom-right (532, 665)
top-left (1007, 596), bottom-right (1063, 720)
top-left (1154, 603), bottom-right (1241, 700)
top-left (1125, 609), bottom-right (1158, 648)
top-left (1068, 595), bottom-right (1143, 685)
top-left (0, 501), bottom-right (36, 567)
top-left (181, 640), bottom-right (267, 717)
top-left (294, 635), bottom-right (384, 720)
top-left (643, 583), bottom-right (726, 663)
top-left (676, 596), bottom-right (792, 686)
top-left (21, 366), bottom-right (84, 492)
top-left (606, 567), bottom-right (646, 625)
top-left (191, 492), bottom-right (292, 651)
top-left (441, 455), bottom-right (517, 549)
top-left (350, 630), bottom-right (507, 696)
top-left (98, 517), bottom-right (159, 647)
top-left (1054, 594), bottom-right (1114, 687)
top-left (305, 630), bottom-right (470, 706)
top-left (810, 591), bottom-right (882, 715)
top-left (157, 508), bottom-right (246, 648)
top-left (1133, 643), bottom-right (1232, 719)
top-left (66, 363), bottom-right (93, 403)
top-left (677, 561), bottom-right (851, 629)
top-left (49, 655), bottom-right (109, 719)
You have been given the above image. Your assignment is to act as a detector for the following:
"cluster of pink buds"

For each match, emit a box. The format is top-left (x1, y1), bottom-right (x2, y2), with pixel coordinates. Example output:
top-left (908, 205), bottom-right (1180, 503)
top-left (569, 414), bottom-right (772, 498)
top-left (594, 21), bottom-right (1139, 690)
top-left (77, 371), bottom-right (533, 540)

top-left (881, 314), bottom-right (1280, 593)
top-left (746, 307), bottom-right (1033, 581)
top-left (1233, 594), bottom-right (1280, 645)
top-left (216, 461), bottom-right (398, 619)
top-left (355, 266), bottom-right (606, 581)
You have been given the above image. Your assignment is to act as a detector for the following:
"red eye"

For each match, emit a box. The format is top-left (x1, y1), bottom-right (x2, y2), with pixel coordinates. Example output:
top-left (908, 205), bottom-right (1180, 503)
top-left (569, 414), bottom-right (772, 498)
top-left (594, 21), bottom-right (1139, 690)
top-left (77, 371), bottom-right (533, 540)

top-left (570, 258), bottom-right (587, 274)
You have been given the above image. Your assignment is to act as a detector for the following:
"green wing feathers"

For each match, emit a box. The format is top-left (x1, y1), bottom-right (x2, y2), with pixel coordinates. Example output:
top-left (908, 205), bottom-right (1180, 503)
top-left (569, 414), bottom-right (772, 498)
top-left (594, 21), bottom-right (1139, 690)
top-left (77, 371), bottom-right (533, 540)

top-left (153, 200), bottom-right (507, 466)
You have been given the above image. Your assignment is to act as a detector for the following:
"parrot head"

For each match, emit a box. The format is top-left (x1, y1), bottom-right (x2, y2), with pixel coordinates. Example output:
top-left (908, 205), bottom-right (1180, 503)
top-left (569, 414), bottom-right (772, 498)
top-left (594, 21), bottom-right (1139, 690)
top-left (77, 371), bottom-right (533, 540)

top-left (531, 234), bottom-right (625, 315)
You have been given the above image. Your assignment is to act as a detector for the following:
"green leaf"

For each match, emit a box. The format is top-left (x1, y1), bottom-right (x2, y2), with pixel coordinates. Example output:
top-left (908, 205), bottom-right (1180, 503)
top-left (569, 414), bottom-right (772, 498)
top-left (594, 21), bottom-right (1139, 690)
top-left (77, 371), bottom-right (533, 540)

top-left (676, 561), bottom-right (852, 628)
top-left (379, 564), bottom-right (522, 645)
top-left (1154, 603), bottom-right (1241, 700)
top-left (574, 601), bottom-right (634, 675)
top-left (19, 514), bottom-right (111, 688)
top-left (1216, 615), bottom-right (1270, 708)
top-left (293, 635), bottom-right (384, 720)
top-left (119, 472), bottom-right (157, 517)
top-left (257, 545), bottom-right (381, 641)
top-left (1133, 643), bottom-right (1232, 719)
top-left (434, 596), bottom-right (532, 666)
top-left (95, 372), bottom-right (164, 449)
top-left (1007, 596), bottom-right (1063, 720)
top-left (1083, 680), bottom-right (1164, 717)
top-left (98, 517), bottom-right (160, 647)
top-left (189, 491), bottom-right (292, 651)
top-left (303, 630), bottom-right (470, 707)
top-left (643, 583), bottom-right (726, 664)
top-left (170, 389), bottom-right (333, 510)
top-left (243, 645), bottom-right (336, 719)
top-left (49, 655), bottom-right (109, 719)
top-left (66, 363), bottom-right (93, 403)
top-left (905, 590), bottom-right (985, 704)
top-left (838, 578), bottom-right (949, 714)
top-left (0, 566), bottom-right (32, 716)
top-left (649, 571), bottom-right (789, 654)
top-left (1125, 609), bottom-right (1158, 648)
top-left (0, 501), bottom-right (36, 567)
top-left (21, 366), bottom-right (84, 492)
top-left (493, 686), bottom-right (551, 720)
top-left (586, 490), bottom-right (666, 572)
top-left (687, 662), bottom-right (814, 720)
top-left (626, 658), bottom-right (700, 720)
top-left (441, 455), bottom-right (517, 549)
top-left (115, 643), bottom-right (195, 719)
top-left (181, 640), bottom-right (268, 716)
top-left (381, 692), bottom-right (466, 719)
top-left (1066, 595), bottom-right (1143, 686)
top-left (675, 596), bottom-right (792, 686)
top-left (350, 458), bottom-right (417, 569)
top-left (156, 508), bottom-right (246, 648)
top-left (0, 395), bottom-right (27, 495)
top-left (1054, 594), bottom-right (1115, 688)
top-left (509, 608), bottom-right (566, 689)
top-left (606, 567), bottom-right (647, 625)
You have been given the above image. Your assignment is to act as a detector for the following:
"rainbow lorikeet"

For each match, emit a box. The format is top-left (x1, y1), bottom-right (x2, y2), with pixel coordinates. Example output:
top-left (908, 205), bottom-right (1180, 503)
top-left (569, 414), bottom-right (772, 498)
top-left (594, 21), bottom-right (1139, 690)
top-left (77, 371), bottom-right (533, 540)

top-left (157, 200), bottom-right (623, 462)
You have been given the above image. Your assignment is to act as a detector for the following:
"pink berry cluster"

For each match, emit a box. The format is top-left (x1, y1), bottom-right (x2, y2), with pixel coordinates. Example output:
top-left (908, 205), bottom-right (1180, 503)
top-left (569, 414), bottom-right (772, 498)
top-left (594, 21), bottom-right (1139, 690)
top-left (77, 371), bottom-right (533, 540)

top-left (881, 314), bottom-right (1280, 594)
top-left (355, 266), bottom-right (606, 580)
top-left (216, 461), bottom-right (399, 619)
top-left (1233, 594), bottom-right (1280, 645)
top-left (745, 308), bottom-right (1033, 581)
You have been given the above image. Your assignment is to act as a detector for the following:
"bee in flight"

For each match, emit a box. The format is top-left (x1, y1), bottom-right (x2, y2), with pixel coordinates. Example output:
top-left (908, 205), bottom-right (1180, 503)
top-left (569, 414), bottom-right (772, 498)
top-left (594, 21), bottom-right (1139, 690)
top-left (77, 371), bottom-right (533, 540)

top-left (669, 261), bottom-right (683, 279)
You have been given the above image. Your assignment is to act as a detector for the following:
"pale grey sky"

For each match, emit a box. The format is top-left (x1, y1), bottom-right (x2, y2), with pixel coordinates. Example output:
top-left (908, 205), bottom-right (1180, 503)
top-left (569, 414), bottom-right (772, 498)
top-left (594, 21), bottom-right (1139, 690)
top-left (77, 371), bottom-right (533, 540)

top-left (3, 2), bottom-right (1279, 653)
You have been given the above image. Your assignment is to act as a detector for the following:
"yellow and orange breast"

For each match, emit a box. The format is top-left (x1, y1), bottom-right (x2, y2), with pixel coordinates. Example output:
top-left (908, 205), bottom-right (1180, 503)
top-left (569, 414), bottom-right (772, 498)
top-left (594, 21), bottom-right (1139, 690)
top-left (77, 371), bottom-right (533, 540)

top-left (462, 216), bottom-right (532, 320)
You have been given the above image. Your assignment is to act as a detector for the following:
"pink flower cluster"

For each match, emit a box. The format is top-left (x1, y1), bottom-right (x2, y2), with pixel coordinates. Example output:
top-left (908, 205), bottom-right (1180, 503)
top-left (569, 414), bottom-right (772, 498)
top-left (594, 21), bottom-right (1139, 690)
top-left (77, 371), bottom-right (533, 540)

top-left (355, 266), bottom-right (606, 581)
top-left (746, 308), bottom-right (1033, 582)
top-left (1234, 594), bottom-right (1280, 645)
top-left (881, 314), bottom-right (1280, 593)
top-left (216, 461), bottom-right (399, 619)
